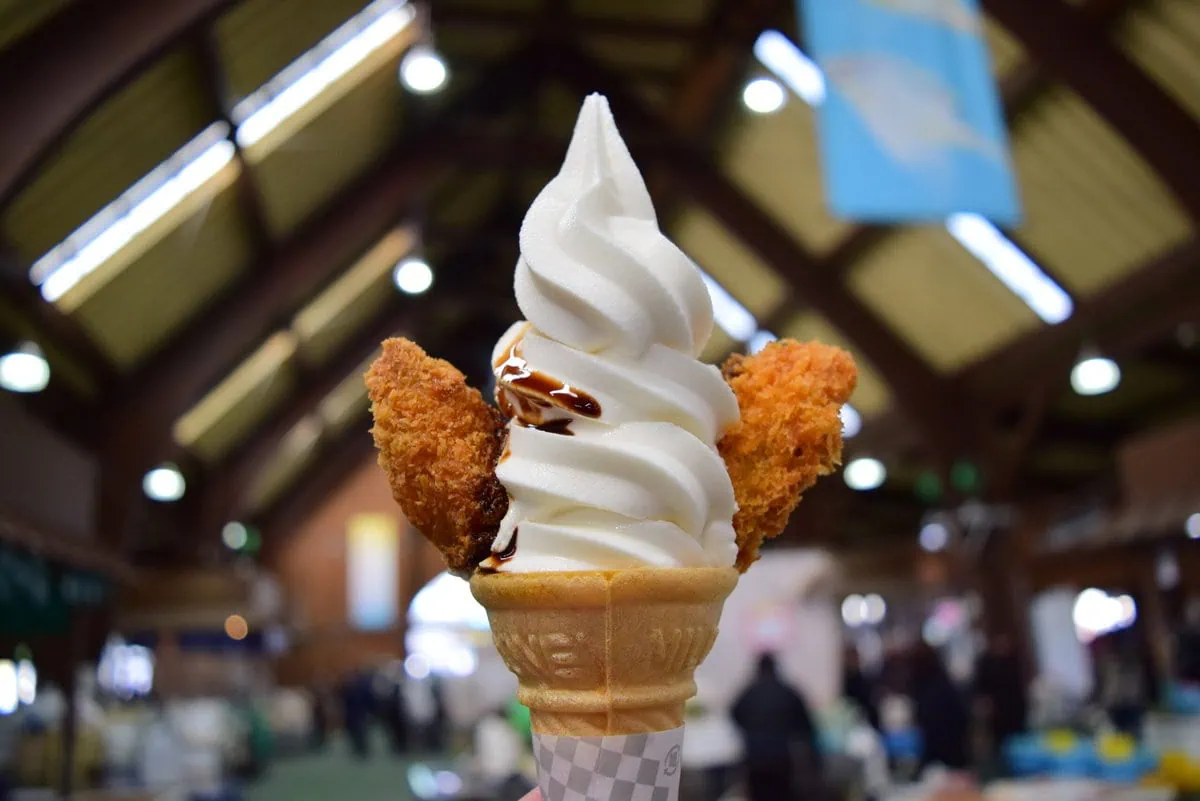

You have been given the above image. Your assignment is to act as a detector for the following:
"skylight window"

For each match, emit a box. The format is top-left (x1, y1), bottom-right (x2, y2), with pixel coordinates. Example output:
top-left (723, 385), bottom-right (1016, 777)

top-left (945, 213), bottom-right (1073, 324)
top-left (700, 270), bottom-right (759, 342)
top-left (233, 0), bottom-right (415, 148)
top-left (753, 32), bottom-right (1070, 325)
top-left (30, 122), bottom-right (235, 303)
top-left (28, 0), bottom-right (416, 304)
top-left (754, 30), bottom-right (826, 106)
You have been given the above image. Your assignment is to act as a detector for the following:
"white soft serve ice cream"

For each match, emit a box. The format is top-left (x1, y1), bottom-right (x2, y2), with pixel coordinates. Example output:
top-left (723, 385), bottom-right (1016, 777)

top-left (482, 94), bottom-right (740, 573)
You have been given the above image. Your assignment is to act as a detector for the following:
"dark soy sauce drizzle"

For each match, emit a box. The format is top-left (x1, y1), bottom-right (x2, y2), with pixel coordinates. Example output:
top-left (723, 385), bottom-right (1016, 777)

top-left (497, 528), bottom-right (518, 561)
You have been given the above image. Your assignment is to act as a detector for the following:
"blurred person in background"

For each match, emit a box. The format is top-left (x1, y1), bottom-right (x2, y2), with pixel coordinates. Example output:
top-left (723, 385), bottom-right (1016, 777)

top-left (909, 643), bottom-right (970, 772)
top-left (309, 674), bottom-right (332, 751)
top-left (474, 705), bottom-right (533, 801)
top-left (1174, 597), bottom-right (1200, 684)
top-left (341, 668), bottom-right (374, 759)
top-left (972, 633), bottom-right (1027, 766)
top-left (404, 672), bottom-right (437, 752)
top-left (732, 653), bottom-right (823, 801)
top-left (1093, 630), bottom-right (1152, 737)
top-left (842, 645), bottom-right (880, 731)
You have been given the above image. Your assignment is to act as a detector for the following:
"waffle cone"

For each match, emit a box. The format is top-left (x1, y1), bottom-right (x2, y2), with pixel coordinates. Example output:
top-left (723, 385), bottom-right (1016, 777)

top-left (471, 567), bottom-right (737, 736)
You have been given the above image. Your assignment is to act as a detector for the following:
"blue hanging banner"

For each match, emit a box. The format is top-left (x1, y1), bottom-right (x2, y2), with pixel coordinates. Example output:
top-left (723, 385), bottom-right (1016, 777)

top-left (799, 0), bottom-right (1021, 225)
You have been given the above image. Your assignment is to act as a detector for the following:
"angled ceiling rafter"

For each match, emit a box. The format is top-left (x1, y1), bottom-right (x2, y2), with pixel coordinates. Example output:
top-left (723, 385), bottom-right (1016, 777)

top-left (981, 0), bottom-right (1200, 226)
top-left (95, 43), bottom-right (546, 553)
top-left (0, 0), bottom-right (234, 209)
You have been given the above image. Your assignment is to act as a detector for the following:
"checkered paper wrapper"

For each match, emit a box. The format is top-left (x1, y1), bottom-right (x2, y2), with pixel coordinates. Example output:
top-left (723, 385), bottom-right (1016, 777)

top-left (533, 728), bottom-right (685, 801)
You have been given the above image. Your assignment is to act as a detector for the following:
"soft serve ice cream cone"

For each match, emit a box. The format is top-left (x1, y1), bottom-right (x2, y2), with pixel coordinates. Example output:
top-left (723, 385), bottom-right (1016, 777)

top-left (366, 88), bottom-right (856, 801)
top-left (470, 94), bottom-right (741, 799)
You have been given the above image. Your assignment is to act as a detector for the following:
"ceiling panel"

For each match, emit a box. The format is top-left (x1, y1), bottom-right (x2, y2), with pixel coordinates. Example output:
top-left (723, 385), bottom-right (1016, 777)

top-left (215, 0), bottom-right (373, 101)
top-left (292, 226), bottom-right (416, 364)
top-left (65, 176), bottom-right (253, 369)
top-left (248, 36), bottom-right (411, 237)
top-left (673, 204), bottom-right (789, 322)
top-left (848, 227), bottom-right (1040, 372)
top-left (722, 98), bottom-right (854, 257)
top-left (3, 47), bottom-right (211, 262)
top-left (1010, 86), bottom-right (1192, 296)
top-left (174, 332), bottom-right (299, 463)
top-left (0, 0), bottom-right (71, 50)
top-left (1120, 0), bottom-right (1200, 122)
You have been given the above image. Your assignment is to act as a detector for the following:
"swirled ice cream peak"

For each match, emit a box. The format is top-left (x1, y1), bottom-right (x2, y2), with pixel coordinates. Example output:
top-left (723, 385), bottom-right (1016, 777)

top-left (484, 94), bottom-right (740, 573)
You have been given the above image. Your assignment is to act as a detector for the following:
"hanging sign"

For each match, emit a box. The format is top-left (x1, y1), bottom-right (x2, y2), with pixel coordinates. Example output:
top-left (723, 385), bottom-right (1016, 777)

top-left (800, 0), bottom-right (1021, 224)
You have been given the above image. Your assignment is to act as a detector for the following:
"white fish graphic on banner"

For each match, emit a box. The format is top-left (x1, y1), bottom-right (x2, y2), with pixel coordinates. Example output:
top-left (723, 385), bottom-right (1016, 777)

top-left (863, 0), bottom-right (980, 32)
top-left (822, 53), bottom-right (1002, 167)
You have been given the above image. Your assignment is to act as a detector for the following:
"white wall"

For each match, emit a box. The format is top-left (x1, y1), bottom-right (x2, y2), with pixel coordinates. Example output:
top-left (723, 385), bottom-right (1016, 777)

top-left (695, 550), bottom-right (842, 712)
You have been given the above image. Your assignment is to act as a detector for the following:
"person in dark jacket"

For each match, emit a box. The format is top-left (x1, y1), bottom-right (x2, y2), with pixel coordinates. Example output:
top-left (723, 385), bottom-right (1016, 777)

top-left (732, 654), bottom-right (823, 801)
top-left (842, 646), bottom-right (880, 730)
top-left (910, 643), bottom-right (971, 771)
top-left (973, 633), bottom-right (1027, 759)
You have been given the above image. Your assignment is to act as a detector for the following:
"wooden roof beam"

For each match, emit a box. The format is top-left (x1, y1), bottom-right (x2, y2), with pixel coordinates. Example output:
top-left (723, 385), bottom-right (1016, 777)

top-left (963, 237), bottom-right (1200, 403)
top-left (192, 30), bottom-right (272, 255)
top-left (432, 4), bottom-right (701, 41)
top-left (0, 0), bottom-right (233, 208)
top-left (551, 45), bottom-right (977, 459)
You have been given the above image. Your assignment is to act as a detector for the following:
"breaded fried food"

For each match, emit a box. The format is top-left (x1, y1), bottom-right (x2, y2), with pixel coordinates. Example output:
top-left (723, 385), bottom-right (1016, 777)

top-left (718, 340), bottom-right (857, 571)
top-left (365, 338), bottom-right (508, 574)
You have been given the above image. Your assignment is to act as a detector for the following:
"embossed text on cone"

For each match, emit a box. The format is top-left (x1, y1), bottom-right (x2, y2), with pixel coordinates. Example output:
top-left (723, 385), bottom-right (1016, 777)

top-left (471, 567), bottom-right (737, 736)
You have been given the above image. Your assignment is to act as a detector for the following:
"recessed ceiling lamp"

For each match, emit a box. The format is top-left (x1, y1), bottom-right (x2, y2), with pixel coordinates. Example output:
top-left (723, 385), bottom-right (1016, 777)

top-left (393, 258), bottom-right (434, 294)
top-left (840, 403), bottom-right (862, 439)
top-left (1186, 512), bottom-right (1200, 540)
top-left (0, 342), bottom-right (50, 394)
top-left (400, 44), bottom-right (448, 94)
top-left (919, 521), bottom-right (949, 552)
top-left (844, 457), bottom-right (886, 490)
top-left (143, 463), bottom-right (186, 503)
top-left (222, 521), bottom-right (249, 550)
top-left (742, 77), bottom-right (786, 114)
top-left (1070, 347), bottom-right (1120, 396)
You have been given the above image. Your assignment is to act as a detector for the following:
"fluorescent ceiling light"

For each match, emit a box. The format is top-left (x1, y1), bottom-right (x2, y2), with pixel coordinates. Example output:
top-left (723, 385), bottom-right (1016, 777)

top-left (754, 30), bottom-right (826, 106)
top-left (946, 213), bottom-right (1073, 325)
top-left (233, 0), bottom-right (415, 148)
top-left (700, 270), bottom-right (758, 342)
top-left (31, 123), bottom-right (234, 303)
top-left (743, 77), bottom-right (786, 114)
